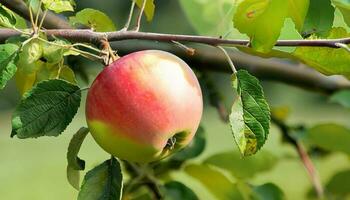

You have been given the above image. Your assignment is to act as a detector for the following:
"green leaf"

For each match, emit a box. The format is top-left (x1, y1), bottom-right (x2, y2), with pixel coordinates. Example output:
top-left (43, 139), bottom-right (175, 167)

top-left (233, 0), bottom-right (288, 52)
top-left (67, 166), bottom-right (80, 191)
top-left (330, 90), bottom-right (350, 108)
top-left (164, 181), bottom-right (199, 200)
top-left (11, 79), bottom-right (81, 138)
top-left (301, 0), bottom-right (335, 37)
top-left (204, 150), bottom-right (277, 179)
top-left (69, 8), bottom-right (116, 32)
top-left (78, 157), bottom-right (123, 200)
top-left (25, 0), bottom-right (41, 14)
top-left (325, 170), bottom-right (350, 197)
top-left (253, 183), bottom-right (285, 200)
top-left (13, 13), bottom-right (27, 29)
top-left (287, 0), bottom-right (310, 31)
top-left (134, 0), bottom-right (155, 21)
top-left (237, 46), bottom-right (298, 60)
top-left (67, 127), bottom-right (89, 190)
top-left (179, 0), bottom-right (241, 39)
top-left (304, 123), bottom-right (350, 155)
top-left (170, 126), bottom-right (206, 162)
top-left (294, 27), bottom-right (350, 78)
top-left (230, 70), bottom-right (271, 156)
top-left (67, 127), bottom-right (89, 170)
top-left (0, 5), bottom-right (16, 28)
top-left (0, 44), bottom-right (19, 90)
top-left (184, 164), bottom-right (244, 200)
top-left (332, 0), bottom-right (350, 27)
top-left (42, 0), bottom-right (74, 13)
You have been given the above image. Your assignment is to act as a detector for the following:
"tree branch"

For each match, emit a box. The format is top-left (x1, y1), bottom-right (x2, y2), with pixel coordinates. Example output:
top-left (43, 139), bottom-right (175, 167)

top-left (3, 0), bottom-right (349, 48)
top-left (1, 0), bottom-right (350, 94)
top-left (271, 117), bottom-right (324, 199)
top-left (0, 0), bottom-right (71, 29)
top-left (112, 41), bottom-right (350, 94)
top-left (0, 28), bottom-right (348, 49)
top-left (1, 28), bottom-right (349, 94)
top-left (29, 29), bottom-right (350, 48)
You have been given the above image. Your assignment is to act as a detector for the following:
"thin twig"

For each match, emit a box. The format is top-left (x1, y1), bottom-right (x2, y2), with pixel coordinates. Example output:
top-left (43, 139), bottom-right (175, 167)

top-left (335, 43), bottom-right (350, 53)
top-left (172, 40), bottom-right (195, 56)
top-left (34, 0), bottom-right (43, 27)
top-left (123, 1), bottom-right (136, 31)
top-left (79, 87), bottom-right (90, 92)
top-left (271, 117), bottom-right (324, 199)
top-left (217, 46), bottom-right (237, 73)
top-left (134, 0), bottom-right (147, 32)
top-left (295, 141), bottom-right (324, 199)
top-left (14, 29), bottom-right (348, 48)
top-left (1, 28), bottom-right (349, 94)
top-left (0, 28), bottom-right (350, 49)
top-left (28, 7), bottom-right (35, 29)
top-left (38, 10), bottom-right (48, 30)
top-left (36, 37), bottom-right (103, 61)
top-left (3, 0), bottom-right (350, 48)
top-left (123, 161), bottom-right (163, 200)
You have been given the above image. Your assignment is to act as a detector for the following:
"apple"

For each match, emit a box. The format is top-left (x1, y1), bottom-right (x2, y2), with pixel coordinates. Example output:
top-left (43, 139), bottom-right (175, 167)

top-left (86, 50), bottom-right (203, 163)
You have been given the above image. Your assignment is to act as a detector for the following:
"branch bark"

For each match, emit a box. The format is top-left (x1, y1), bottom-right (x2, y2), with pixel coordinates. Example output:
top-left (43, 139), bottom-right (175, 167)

top-left (1, 0), bottom-right (350, 94)
top-left (0, 28), bottom-right (349, 94)
top-left (0, 0), bottom-right (71, 29)
top-left (38, 29), bottom-right (350, 48)
top-left (112, 41), bottom-right (350, 94)
top-left (271, 117), bottom-right (324, 199)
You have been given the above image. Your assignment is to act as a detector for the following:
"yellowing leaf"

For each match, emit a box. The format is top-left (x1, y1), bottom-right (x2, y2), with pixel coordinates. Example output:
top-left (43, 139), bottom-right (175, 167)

top-left (230, 70), bottom-right (271, 156)
top-left (15, 60), bottom-right (44, 95)
top-left (42, 0), bottom-right (74, 13)
top-left (69, 8), bottom-right (116, 32)
top-left (332, 0), bottom-right (350, 27)
top-left (233, 0), bottom-right (288, 52)
top-left (294, 27), bottom-right (350, 78)
top-left (134, 0), bottom-right (155, 21)
top-left (179, 0), bottom-right (244, 39)
top-left (16, 61), bottom-right (76, 95)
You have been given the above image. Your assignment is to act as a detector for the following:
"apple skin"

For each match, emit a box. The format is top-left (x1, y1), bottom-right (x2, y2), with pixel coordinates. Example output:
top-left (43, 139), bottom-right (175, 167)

top-left (86, 50), bottom-right (203, 163)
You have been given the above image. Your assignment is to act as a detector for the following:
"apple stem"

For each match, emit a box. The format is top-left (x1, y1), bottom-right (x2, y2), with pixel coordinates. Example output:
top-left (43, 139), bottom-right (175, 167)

top-left (123, 161), bottom-right (164, 199)
top-left (100, 38), bottom-right (120, 65)
top-left (165, 136), bottom-right (177, 150)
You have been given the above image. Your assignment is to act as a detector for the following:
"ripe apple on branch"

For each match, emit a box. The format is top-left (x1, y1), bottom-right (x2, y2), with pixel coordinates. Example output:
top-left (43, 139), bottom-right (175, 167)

top-left (86, 50), bottom-right (203, 163)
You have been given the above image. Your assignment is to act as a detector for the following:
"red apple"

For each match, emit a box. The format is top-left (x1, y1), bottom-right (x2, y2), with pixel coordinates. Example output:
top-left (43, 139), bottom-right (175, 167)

top-left (85, 50), bottom-right (203, 163)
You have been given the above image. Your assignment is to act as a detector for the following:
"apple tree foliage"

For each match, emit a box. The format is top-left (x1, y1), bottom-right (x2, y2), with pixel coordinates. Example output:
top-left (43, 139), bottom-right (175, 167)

top-left (0, 0), bottom-right (350, 199)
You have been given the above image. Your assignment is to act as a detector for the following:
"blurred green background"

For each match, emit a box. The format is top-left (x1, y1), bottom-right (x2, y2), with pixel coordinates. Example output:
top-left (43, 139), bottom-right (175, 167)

top-left (1, 1), bottom-right (350, 199)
